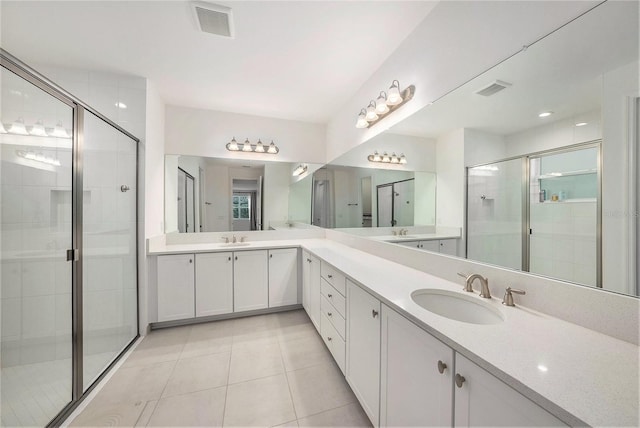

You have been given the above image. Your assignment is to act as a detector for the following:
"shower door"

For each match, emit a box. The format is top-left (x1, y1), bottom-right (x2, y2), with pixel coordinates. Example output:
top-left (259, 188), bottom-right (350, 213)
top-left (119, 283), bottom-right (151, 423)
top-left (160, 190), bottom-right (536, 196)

top-left (81, 111), bottom-right (138, 390)
top-left (1, 63), bottom-right (74, 426)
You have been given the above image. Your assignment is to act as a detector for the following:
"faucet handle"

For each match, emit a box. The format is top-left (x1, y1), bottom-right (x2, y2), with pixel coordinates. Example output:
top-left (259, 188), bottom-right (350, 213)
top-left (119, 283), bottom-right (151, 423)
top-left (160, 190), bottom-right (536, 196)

top-left (221, 236), bottom-right (229, 243)
top-left (240, 236), bottom-right (246, 243)
top-left (502, 287), bottom-right (526, 307)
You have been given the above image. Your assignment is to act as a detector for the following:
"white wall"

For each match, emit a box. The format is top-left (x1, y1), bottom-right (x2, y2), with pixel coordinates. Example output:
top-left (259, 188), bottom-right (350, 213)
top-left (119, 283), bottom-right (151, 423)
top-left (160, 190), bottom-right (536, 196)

top-left (144, 81), bottom-right (165, 238)
top-left (436, 129), bottom-right (465, 232)
top-left (163, 155), bottom-right (179, 233)
top-left (325, 1), bottom-right (599, 163)
top-left (263, 162), bottom-right (290, 229)
top-left (601, 60), bottom-right (639, 295)
top-left (165, 105), bottom-right (326, 164)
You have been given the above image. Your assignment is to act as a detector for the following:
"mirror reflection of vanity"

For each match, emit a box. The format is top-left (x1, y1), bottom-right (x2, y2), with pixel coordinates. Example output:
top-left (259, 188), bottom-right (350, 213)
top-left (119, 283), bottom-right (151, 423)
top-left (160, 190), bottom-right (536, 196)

top-left (164, 154), bottom-right (322, 233)
top-left (320, 2), bottom-right (639, 297)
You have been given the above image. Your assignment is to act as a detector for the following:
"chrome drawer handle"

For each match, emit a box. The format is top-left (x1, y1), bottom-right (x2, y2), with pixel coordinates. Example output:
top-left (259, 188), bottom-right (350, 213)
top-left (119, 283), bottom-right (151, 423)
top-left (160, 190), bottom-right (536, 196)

top-left (372, 309), bottom-right (379, 318)
top-left (455, 374), bottom-right (466, 388)
top-left (328, 293), bottom-right (332, 298)
top-left (437, 360), bottom-right (447, 374)
top-left (328, 312), bottom-right (332, 317)
top-left (327, 336), bottom-right (332, 341)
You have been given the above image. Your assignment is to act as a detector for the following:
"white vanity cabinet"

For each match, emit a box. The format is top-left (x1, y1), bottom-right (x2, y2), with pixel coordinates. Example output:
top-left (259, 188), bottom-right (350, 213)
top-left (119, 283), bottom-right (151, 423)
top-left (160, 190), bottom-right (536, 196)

top-left (302, 251), bottom-right (321, 330)
top-left (268, 248), bottom-right (299, 307)
top-left (346, 279), bottom-right (381, 426)
top-left (233, 250), bottom-right (268, 312)
top-left (380, 305), bottom-right (453, 427)
top-left (398, 239), bottom-right (457, 256)
top-left (195, 252), bottom-right (233, 317)
top-left (157, 254), bottom-right (195, 322)
top-left (454, 354), bottom-right (566, 427)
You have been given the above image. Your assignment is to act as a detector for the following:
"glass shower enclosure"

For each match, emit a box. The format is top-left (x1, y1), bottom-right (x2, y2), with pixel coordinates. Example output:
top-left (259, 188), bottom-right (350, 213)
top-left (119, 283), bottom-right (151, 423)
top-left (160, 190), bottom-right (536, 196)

top-left (466, 143), bottom-right (600, 287)
top-left (0, 52), bottom-right (139, 426)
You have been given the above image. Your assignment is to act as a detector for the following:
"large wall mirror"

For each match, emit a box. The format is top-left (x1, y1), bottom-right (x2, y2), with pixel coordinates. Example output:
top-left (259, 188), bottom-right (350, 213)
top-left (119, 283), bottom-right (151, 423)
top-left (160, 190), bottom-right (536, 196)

top-left (313, 132), bottom-right (437, 230)
top-left (164, 155), bottom-right (322, 233)
top-left (353, 1), bottom-right (638, 297)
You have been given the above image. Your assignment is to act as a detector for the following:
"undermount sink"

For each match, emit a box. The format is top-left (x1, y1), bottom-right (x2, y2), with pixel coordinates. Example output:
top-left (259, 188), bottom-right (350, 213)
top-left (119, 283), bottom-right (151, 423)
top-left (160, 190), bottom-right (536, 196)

top-left (220, 242), bottom-right (251, 247)
top-left (411, 289), bottom-right (504, 325)
top-left (395, 235), bottom-right (419, 239)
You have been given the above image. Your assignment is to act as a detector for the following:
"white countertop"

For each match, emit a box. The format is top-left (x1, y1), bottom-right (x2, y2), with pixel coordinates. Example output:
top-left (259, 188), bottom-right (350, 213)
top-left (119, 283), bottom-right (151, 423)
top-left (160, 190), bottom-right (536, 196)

top-left (148, 237), bottom-right (638, 427)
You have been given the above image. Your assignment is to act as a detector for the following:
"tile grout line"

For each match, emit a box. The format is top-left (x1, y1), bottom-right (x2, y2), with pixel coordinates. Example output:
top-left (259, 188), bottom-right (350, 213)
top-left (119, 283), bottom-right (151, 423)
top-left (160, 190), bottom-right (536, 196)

top-left (221, 321), bottom-right (236, 427)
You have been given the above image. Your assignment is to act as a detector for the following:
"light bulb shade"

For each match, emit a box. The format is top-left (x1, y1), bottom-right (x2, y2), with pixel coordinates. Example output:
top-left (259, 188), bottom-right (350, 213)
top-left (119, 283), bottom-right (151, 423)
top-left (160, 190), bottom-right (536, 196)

top-left (255, 139), bottom-right (265, 153)
top-left (29, 121), bottom-right (48, 137)
top-left (226, 137), bottom-right (240, 151)
top-left (0, 122), bottom-right (8, 134)
top-left (365, 101), bottom-right (379, 121)
top-left (390, 153), bottom-right (399, 164)
top-left (356, 109), bottom-right (369, 129)
top-left (267, 141), bottom-right (279, 154)
top-left (386, 80), bottom-right (403, 106)
top-left (9, 118), bottom-right (28, 135)
top-left (50, 122), bottom-right (70, 138)
top-left (375, 92), bottom-right (390, 114)
top-left (381, 152), bottom-right (391, 163)
top-left (242, 139), bottom-right (253, 152)
top-left (399, 154), bottom-right (407, 164)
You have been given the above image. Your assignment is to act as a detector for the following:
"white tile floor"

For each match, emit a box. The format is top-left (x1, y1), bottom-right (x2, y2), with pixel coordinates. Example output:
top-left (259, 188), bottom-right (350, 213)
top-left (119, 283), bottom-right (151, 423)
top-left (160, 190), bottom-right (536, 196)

top-left (68, 310), bottom-right (372, 427)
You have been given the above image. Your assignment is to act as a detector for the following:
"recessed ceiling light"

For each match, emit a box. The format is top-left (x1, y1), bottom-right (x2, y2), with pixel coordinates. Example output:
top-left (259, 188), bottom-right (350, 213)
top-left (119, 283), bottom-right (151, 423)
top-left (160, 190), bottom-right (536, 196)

top-left (575, 122), bottom-right (588, 127)
top-left (538, 111), bottom-right (553, 118)
top-left (115, 102), bottom-right (127, 109)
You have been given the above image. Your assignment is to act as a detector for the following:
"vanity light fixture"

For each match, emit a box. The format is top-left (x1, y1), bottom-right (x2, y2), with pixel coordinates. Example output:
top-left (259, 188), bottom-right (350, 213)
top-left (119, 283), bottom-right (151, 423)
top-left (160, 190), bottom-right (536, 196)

top-left (355, 80), bottom-right (415, 128)
top-left (368, 151), bottom-right (406, 165)
top-left (538, 111), bottom-right (553, 118)
top-left (292, 164), bottom-right (308, 177)
top-left (226, 137), bottom-right (279, 154)
top-left (29, 120), bottom-right (48, 137)
top-left (16, 149), bottom-right (61, 167)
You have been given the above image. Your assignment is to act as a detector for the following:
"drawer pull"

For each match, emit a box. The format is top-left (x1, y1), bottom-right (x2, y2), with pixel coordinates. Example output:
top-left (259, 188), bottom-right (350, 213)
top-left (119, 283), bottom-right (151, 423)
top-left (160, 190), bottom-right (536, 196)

top-left (328, 312), bottom-right (332, 317)
top-left (307, 258), bottom-right (312, 263)
top-left (228, 256), bottom-right (231, 261)
top-left (327, 336), bottom-right (332, 341)
top-left (328, 293), bottom-right (332, 298)
top-left (437, 360), bottom-right (447, 374)
top-left (455, 374), bottom-right (466, 388)
top-left (189, 259), bottom-right (193, 263)
top-left (328, 274), bottom-right (333, 279)
top-left (372, 309), bottom-right (379, 318)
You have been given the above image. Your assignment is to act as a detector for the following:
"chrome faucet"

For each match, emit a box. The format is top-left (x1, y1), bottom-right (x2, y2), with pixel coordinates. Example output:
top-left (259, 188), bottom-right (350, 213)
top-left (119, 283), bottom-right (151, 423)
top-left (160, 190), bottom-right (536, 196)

top-left (232, 235), bottom-right (237, 243)
top-left (221, 236), bottom-right (230, 243)
top-left (399, 228), bottom-right (408, 236)
top-left (457, 272), bottom-right (491, 298)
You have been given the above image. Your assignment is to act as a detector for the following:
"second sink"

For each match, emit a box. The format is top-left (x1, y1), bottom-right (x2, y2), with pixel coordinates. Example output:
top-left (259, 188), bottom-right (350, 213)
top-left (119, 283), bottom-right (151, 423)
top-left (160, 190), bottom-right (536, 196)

top-left (411, 289), bottom-right (504, 325)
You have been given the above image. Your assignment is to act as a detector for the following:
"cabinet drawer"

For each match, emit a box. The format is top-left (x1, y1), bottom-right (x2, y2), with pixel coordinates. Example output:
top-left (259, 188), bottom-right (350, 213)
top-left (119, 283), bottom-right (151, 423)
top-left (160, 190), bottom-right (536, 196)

top-left (320, 262), bottom-right (346, 296)
top-left (321, 279), bottom-right (346, 318)
top-left (321, 312), bottom-right (346, 374)
top-left (321, 295), bottom-right (346, 340)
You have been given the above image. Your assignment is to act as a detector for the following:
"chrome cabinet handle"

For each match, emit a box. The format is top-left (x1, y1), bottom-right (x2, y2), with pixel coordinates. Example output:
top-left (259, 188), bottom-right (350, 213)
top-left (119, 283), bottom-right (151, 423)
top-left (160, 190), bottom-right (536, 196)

top-left (328, 294), bottom-right (332, 298)
top-left (455, 374), bottom-right (466, 388)
top-left (189, 259), bottom-right (192, 263)
top-left (306, 258), bottom-right (312, 263)
top-left (437, 360), bottom-right (447, 374)
top-left (328, 274), bottom-right (333, 279)
top-left (228, 256), bottom-right (231, 261)
top-left (120, 185), bottom-right (129, 192)
top-left (235, 256), bottom-right (238, 261)
top-left (270, 254), bottom-right (273, 258)
top-left (372, 309), bottom-right (379, 318)
top-left (328, 312), bottom-right (332, 317)
top-left (327, 336), bottom-right (332, 341)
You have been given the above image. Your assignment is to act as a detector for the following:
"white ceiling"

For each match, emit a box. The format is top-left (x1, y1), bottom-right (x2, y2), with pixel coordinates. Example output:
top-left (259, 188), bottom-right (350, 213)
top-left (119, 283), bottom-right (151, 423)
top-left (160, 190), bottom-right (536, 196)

top-left (390, 0), bottom-right (638, 139)
top-left (0, 1), bottom-right (437, 123)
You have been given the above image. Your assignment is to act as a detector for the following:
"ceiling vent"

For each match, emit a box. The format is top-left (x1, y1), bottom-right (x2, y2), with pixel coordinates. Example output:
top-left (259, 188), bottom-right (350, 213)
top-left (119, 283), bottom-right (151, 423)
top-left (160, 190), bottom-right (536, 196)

top-left (191, 2), bottom-right (234, 38)
top-left (474, 80), bottom-right (512, 97)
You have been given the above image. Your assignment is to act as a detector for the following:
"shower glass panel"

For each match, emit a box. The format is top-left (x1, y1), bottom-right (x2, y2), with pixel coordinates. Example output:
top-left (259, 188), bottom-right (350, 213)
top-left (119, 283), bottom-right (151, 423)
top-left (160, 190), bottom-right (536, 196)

top-left (0, 66), bottom-right (73, 426)
top-left (467, 159), bottom-right (523, 270)
top-left (529, 146), bottom-right (599, 286)
top-left (377, 184), bottom-right (393, 226)
top-left (177, 168), bottom-right (186, 233)
top-left (82, 111), bottom-right (138, 390)
top-left (394, 180), bottom-right (415, 227)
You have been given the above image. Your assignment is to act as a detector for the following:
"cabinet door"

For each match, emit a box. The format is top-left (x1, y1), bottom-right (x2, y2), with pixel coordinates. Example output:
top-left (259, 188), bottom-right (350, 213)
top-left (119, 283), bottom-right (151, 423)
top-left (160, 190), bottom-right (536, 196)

top-left (268, 248), bottom-right (298, 307)
top-left (420, 240), bottom-right (441, 252)
top-left (397, 240), bottom-right (421, 249)
top-left (346, 280), bottom-right (381, 426)
top-left (303, 253), bottom-right (321, 331)
top-left (302, 251), bottom-right (312, 312)
top-left (157, 254), bottom-right (195, 322)
top-left (380, 305), bottom-right (453, 427)
top-left (454, 354), bottom-right (566, 427)
top-left (234, 250), bottom-right (268, 312)
top-left (195, 252), bottom-right (233, 317)
top-left (439, 239), bottom-right (457, 256)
